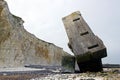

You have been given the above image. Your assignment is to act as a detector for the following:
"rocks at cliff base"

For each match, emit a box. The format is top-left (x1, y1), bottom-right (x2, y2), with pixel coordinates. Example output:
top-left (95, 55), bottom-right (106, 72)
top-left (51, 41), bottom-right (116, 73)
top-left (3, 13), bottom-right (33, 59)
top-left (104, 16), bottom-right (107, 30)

top-left (0, 0), bottom-right (74, 73)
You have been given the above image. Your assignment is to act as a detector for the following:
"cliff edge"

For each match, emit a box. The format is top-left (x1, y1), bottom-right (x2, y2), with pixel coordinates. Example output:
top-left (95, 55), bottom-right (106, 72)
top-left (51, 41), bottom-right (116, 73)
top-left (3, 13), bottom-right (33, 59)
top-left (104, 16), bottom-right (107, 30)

top-left (0, 0), bottom-right (74, 72)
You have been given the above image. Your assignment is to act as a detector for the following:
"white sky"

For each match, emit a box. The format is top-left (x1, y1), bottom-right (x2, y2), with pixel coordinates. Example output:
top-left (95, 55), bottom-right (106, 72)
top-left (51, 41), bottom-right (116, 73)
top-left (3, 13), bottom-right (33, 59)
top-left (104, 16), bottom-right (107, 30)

top-left (6, 0), bottom-right (120, 64)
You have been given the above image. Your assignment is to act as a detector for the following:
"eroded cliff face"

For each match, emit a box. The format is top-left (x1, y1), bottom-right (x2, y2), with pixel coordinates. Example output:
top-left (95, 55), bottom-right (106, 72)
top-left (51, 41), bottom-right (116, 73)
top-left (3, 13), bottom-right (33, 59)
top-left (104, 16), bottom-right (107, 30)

top-left (0, 0), bottom-right (73, 68)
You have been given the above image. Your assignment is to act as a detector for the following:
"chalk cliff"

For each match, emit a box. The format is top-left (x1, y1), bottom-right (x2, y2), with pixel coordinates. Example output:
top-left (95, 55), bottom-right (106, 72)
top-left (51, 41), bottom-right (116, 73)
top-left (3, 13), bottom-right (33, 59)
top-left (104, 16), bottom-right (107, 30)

top-left (0, 0), bottom-right (74, 72)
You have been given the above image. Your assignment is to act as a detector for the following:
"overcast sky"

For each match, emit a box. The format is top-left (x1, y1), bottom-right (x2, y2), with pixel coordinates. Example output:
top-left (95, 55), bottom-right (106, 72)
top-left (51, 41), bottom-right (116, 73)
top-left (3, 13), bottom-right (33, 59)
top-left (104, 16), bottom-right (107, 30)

top-left (6, 0), bottom-right (120, 64)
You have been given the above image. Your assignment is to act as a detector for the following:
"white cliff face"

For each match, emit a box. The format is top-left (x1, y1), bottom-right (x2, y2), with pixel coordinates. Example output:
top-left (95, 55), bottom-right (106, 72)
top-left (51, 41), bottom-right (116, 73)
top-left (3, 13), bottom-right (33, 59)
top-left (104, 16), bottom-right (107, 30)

top-left (0, 0), bottom-right (70, 68)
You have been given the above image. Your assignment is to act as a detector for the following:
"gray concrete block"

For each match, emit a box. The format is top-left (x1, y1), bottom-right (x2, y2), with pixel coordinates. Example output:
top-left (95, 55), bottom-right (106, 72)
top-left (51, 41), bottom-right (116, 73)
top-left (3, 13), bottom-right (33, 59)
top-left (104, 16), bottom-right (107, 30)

top-left (62, 11), bottom-right (107, 72)
top-left (62, 55), bottom-right (75, 73)
top-left (62, 11), bottom-right (107, 63)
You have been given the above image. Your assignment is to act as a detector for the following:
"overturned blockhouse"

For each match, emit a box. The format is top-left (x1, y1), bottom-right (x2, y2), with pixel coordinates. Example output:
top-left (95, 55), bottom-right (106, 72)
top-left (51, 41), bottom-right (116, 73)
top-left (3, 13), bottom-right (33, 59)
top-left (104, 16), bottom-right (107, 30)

top-left (62, 11), bottom-right (107, 72)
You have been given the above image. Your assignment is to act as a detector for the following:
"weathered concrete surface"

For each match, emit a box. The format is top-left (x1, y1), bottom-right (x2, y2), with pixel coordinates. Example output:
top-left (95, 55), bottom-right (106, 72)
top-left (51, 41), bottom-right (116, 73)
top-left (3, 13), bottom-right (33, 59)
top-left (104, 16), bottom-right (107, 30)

top-left (62, 11), bottom-right (107, 72)
top-left (0, 0), bottom-right (74, 72)
top-left (62, 53), bottom-right (75, 73)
